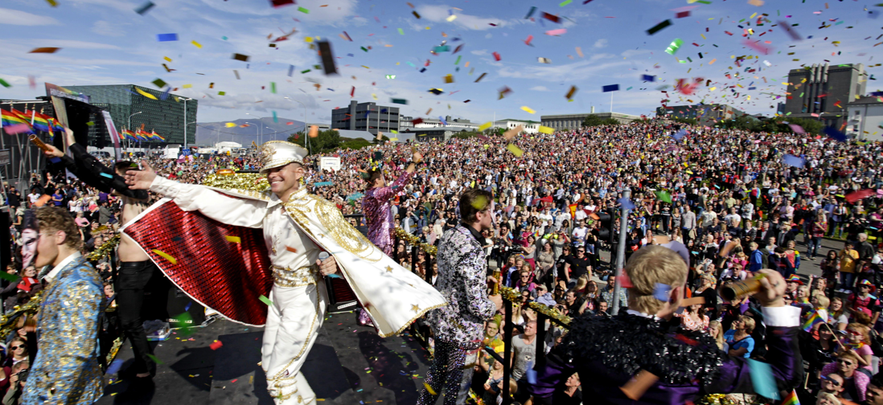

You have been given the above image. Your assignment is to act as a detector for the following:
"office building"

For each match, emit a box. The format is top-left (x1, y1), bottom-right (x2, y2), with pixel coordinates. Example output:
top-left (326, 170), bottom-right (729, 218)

top-left (540, 112), bottom-right (641, 130)
top-left (331, 101), bottom-right (400, 135)
top-left (493, 119), bottom-right (541, 134)
top-left (400, 115), bottom-right (479, 130)
top-left (846, 96), bottom-right (883, 141)
top-left (656, 104), bottom-right (748, 126)
top-left (64, 84), bottom-right (197, 146)
top-left (783, 63), bottom-right (866, 128)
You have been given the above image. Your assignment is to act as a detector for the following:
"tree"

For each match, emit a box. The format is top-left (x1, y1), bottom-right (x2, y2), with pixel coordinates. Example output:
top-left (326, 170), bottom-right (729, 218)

top-left (453, 131), bottom-right (482, 139)
top-left (286, 129), bottom-right (341, 154)
top-left (582, 115), bottom-right (621, 127)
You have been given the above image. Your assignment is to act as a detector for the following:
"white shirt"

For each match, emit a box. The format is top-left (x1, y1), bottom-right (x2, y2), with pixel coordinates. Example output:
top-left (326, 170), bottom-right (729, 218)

top-left (43, 252), bottom-right (82, 283)
top-left (150, 176), bottom-right (320, 274)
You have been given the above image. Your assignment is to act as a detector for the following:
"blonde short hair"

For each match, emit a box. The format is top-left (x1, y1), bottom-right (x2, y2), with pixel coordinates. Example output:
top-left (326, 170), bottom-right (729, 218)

top-left (816, 393), bottom-right (841, 405)
top-left (739, 315), bottom-right (756, 334)
top-left (625, 246), bottom-right (688, 315)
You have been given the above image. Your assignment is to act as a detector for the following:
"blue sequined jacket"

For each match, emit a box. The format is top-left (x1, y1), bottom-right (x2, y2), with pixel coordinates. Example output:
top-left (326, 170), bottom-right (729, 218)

top-left (23, 255), bottom-right (104, 405)
top-left (425, 225), bottom-right (496, 348)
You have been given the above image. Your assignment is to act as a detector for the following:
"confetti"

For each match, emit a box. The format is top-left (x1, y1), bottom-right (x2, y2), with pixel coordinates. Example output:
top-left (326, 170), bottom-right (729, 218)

top-left (665, 38), bottom-right (683, 55)
top-left (270, 82), bottom-right (277, 94)
top-left (492, 52), bottom-right (501, 61)
top-left (147, 354), bottom-right (164, 365)
top-left (225, 123), bottom-right (236, 128)
top-left (210, 341), bottom-right (223, 350)
top-left (0, 78), bottom-right (11, 88)
top-left (576, 47), bottom-right (584, 57)
top-left (318, 41), bottom-right (338, 75)
top-left (565, 85), bottom-right (577, 99)
top-left (525, 6), bottom-right (537, 19)
top-left (259, 295), bottom-right (274, 306)
top-left (152, 78), bottom-right (167, 88)
top-left (412, 11), bottom-right (421, 19)
top-left (309, 125), bottom-right (319, 138)
top-left (747, 359), bottom-right (780, 400)
top-left (521, 106), bottom-right (536, 114)
top-left (270, 0), bottom-right (295, 7)
top-left (620, 370), bottom-right (658, 400)
top-left (748, 0), bottom-right (764, 6)
top-left (46, 0), bottom-right (58, 6)
top-left (0, 272), bottom-right (20, 283)
top-left (478, 122), bottom-right (493, 131)
top-left (152, 249), bottom-right (177, 264)
top-left (542, 12), bottom-right (561, 23)
top-left (506, 143), bottom-right (524, 157)
top-left (99, 172), bottom-right (113, 179)
top-left (191, 40), bottom-right (203, 49)
top-left (560, 0), bottom-right (572, 6)
top-left (286, 246), bottom-right (298, 253)
top-left (742, 39), bottom-right (771, 55)
top-left (135, 87), bottom-right (158, 100)
top-left (157, 33), bottom-right (178, 42)
top-left (676, 11), bottom-right (690, 18)
top-left (232, 53), bottom-right (250, 62)
top-left (647, 20), bottom-right (672, 35)
top-left (538, 126), bottom-right (554, 134)
top-left (298, 6), bottom-right (309, 13)
top-left (226, 235), bottom-right (241, 244)
top-left (503, 125), bottom-right (523, 140)
top-left (398, 28), bottom-right (405, 35)
top-left (602, 84), bottom-right (620, 92)
top-left (537, 57), bottom-right (551, 64)
top-left (29, 47), bottom-right (60, 54)
top-left (474, 73), bottom-right (487, 83)
top-left (134, 1), bottom-right (155, 15)
top-left (545, 29), bottom-right (567, 36)
top-left (778, 21), bottom-right (802, 41)
top-left (391, 98), bottom-right (408, 105)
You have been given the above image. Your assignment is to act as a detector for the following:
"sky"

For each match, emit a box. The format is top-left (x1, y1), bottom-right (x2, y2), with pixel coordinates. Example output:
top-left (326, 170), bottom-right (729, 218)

top-left (0, 0), bottom-right (880, 126)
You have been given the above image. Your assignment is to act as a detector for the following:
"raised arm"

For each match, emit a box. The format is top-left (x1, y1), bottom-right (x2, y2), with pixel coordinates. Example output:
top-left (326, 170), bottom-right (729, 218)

top-left (43, 128), bottom-right (149, 200)
top-left (126, 160), bottom-right (266, 229)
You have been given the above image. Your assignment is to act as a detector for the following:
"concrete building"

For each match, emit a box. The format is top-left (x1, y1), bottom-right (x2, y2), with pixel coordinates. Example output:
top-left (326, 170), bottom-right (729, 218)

top-left (540, 112), bottom-right (641, 130)
top-left (783, 63), bottom-right (866, 129)
top-left (331, 100), bottom-right (400, 135)
top-left (65, 84), bottom-right (197, 146)
top-left (400, 115), bottom-right (479, 130)
top-left (846, 96), bottom-right (883, 141)
top-left (493, 119), bottom-right (540, 134)
top-left (656, 104), bottom-right (749, 126)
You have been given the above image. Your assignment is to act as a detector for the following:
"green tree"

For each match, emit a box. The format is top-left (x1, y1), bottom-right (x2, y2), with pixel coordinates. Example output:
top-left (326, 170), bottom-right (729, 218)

top-left (453, 131), bottom-right (481, 139)
top-left (287, 129), bottom-right (342, 154)
top-left (340, 137), bottom-right (372, 150)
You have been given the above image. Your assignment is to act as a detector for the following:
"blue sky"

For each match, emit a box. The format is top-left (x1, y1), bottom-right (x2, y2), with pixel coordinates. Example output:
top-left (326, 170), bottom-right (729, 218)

top-left (0, 0), bottom-right (880, 125)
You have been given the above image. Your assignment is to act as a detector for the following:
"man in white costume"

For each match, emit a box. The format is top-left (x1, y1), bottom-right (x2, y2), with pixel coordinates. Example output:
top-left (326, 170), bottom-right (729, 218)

top-left (125, 141), bottom-right (445, 404)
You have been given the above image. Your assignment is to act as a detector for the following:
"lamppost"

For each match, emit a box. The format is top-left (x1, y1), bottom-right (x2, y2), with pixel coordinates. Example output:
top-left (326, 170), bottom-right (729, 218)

top-left (181, 97), bottom-right (193, 149)
top-left (284, 97), bottom-right (309, 155)
top-left (128, 111), bottom-right (143, 152)
top-left (245, 113), bottom-right (264, 146)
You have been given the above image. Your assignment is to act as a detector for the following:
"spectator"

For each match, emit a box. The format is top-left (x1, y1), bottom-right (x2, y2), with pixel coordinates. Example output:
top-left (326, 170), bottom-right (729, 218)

top-left (724, 315), bottom-right (756, 358)
top-left (822, 351), bottom-right (868, 402)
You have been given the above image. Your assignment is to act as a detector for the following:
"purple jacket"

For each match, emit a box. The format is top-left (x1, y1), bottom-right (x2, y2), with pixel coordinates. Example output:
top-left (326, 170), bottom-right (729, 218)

top-left (527, 306), bottom-right (803, 405)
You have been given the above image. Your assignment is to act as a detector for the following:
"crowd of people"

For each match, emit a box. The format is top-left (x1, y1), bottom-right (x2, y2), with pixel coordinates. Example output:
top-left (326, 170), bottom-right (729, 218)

top-left (3, 117), bottom-right (883, 404)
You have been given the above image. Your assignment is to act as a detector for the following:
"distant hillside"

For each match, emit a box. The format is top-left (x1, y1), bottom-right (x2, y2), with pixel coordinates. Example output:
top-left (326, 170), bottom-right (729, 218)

top-left (194, 117), bottom-right (306, 146)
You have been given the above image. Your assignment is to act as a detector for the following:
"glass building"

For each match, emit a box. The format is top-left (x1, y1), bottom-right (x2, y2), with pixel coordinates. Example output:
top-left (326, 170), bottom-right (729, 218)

top-left (64, 84), bottom-right (197, 146)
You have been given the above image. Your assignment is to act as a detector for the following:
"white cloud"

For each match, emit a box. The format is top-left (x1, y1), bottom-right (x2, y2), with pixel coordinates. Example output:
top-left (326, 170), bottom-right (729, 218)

top-left (91, 20), bottom-right (128, 37)
top-left (530, 86), bottom-right (549, 91)
top-left (416, 4), bottom-right (517, 31)
top-left (471, 49), bottom-right (488, 56)
top-left (594, 39), bottom-right (608, 48)
top-left (497, 59), bottom-right (632, 83)
top-left (0, 8), bottom-right (60, 26)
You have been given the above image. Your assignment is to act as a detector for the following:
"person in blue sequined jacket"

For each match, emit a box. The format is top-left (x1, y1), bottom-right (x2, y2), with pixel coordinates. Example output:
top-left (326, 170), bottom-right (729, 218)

top-left (23, 207), bottom-right (103, 405)
top-left (418, 188), bottom-right (503, 405)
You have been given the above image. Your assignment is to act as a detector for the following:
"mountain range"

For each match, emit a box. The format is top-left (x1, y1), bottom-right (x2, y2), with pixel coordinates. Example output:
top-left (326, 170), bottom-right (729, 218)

top-left (194, 117), bottom-right (306, 146)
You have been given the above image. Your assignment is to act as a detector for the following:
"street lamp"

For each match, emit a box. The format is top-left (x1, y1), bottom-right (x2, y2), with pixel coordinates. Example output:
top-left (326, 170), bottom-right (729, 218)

top-left (284, 97), bottom-right (309, 155)
top-left (181, 97), bottom-right (193, 149)
top-left (245, 113), bottom-right (264, 146)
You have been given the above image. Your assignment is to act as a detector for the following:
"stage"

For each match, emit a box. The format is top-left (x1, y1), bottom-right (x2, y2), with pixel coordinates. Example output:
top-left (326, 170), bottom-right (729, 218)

top-left (97, 310), bottom-right (437, 404)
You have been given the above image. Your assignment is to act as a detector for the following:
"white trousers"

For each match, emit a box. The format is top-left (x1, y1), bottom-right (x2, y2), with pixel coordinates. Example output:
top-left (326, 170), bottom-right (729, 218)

top-left (262, 282), bottom-right (327, 405)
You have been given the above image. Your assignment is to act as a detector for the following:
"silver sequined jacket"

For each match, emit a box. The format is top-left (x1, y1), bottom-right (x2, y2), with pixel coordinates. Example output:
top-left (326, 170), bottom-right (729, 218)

top-left (425, 225), bottom-right (496, 348)
top-left (23, 256), bottom-right (104, 405)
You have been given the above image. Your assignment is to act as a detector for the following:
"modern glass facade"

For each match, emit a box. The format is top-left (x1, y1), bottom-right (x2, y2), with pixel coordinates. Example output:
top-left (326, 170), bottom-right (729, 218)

top-left (65, 84), bottom-right (197, 146)
top-left (331, 100), bottom-right (400, 135)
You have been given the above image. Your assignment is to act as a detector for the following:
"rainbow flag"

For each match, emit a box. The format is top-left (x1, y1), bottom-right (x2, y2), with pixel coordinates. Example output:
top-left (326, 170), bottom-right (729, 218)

top-left (150, 130), bottom-right (165, 141)
top-left (135, 129), bottom-right (150, 141)
top-left (26, 110), bottom-right (52, 133)
top-left (0, 109), bottom-right (33, 132)
top-left (780, 389), bottom-right (799, 405)
top-left (802, 310), bottom-right (825, 332)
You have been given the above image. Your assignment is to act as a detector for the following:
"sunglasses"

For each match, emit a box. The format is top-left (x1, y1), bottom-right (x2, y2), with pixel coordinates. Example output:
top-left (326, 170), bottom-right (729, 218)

top-left (821, 375), bottom-right (842, 386)
top-left (837, 359), bottom-right (855, 366)
top-left (10, 345), bottom-right (24, 350)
